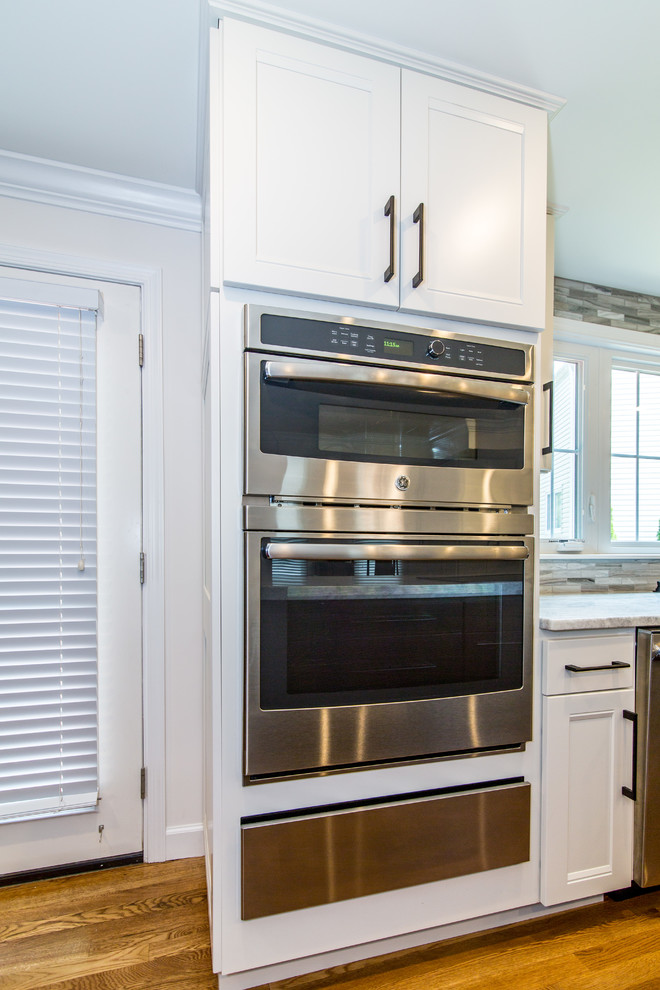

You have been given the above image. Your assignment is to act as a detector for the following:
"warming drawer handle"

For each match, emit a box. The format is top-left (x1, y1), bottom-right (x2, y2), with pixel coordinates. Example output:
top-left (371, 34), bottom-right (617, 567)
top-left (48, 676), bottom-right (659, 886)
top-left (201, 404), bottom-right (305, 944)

top-left (262, 361), bottom-right (531, 406)
top-left (622, 709), bottom-right (638, 801)
top-left (564, 661), bottom-right (631, 673)
top-left (384, 195), bottom-right (396, 283)
top-left (263, 543), bottom-right (529, 561)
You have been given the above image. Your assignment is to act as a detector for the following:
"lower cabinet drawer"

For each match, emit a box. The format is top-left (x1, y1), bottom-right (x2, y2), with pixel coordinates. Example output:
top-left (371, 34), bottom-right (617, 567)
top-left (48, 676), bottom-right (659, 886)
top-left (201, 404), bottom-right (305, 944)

top-left (241, 779), bottom-right (530, 919)
top-left (542, 632), bottom-right (634, 696)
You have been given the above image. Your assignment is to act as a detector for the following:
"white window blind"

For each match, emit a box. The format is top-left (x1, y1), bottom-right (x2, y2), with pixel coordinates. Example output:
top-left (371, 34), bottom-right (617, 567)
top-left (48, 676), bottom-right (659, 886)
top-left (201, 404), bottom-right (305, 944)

top-left (611, 365), bottom-right (660, 542)
top-left (0, 294), bottom-right (98, 822)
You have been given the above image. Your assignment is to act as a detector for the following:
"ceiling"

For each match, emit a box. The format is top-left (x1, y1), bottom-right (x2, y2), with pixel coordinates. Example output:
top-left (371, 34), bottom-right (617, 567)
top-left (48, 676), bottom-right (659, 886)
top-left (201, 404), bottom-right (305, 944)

top-left (2, 0), bottom-right (660, 297)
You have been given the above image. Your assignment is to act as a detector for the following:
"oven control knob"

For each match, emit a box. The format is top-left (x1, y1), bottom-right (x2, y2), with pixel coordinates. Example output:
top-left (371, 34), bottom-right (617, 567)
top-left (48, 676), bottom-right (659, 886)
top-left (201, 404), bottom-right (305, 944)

top-left (395, 475), bottom-right (410, 491)
top-left (426, 339), bottom-right (445, 359)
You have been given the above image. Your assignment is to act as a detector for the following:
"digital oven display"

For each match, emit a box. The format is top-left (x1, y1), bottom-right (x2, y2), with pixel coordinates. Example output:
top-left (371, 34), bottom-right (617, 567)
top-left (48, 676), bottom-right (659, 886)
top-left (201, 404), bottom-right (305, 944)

top-left (383, 338), bottom-right (414, 357)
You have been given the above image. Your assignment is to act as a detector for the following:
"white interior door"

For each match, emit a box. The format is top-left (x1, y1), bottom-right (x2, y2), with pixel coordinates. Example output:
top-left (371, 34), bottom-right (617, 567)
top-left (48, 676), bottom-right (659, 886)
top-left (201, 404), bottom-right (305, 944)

top-left (0, 270), bottom-right (143, 874)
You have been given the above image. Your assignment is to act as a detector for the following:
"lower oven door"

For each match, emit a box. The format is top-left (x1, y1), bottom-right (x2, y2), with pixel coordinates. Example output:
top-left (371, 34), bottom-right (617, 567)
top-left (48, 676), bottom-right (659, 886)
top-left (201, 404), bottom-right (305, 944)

top-left (245, 532), bottom-right (533, 779)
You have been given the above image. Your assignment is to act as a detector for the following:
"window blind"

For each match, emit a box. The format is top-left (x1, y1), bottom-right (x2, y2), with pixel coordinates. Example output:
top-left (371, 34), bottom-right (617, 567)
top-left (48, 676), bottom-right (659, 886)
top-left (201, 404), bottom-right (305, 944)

top-left (611, 366), bottom-right (660, 542)
top-left (0, 296), bottom-right (98, 822)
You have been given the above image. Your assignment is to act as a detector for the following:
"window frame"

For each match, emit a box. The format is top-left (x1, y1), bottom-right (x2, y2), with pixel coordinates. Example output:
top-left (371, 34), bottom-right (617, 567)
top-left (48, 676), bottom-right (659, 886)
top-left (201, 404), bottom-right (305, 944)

top-left (539, 353), bottom-right (585, 543)
top-left (544, 319), bottom-right (660, 556)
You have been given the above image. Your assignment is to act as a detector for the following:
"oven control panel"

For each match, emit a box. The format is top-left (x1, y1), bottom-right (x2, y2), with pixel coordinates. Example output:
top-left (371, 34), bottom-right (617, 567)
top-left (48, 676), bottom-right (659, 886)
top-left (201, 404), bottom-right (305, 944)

top-left (256, 311), bottom-right (530, 379)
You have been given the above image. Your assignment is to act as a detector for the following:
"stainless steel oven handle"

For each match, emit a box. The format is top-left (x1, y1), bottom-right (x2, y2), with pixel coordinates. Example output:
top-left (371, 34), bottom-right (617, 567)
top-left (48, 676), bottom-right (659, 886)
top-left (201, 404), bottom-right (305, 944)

top-left (264, 543), bottom-right (529, 561)
top-left (263, 360), bottom-right (530, 406)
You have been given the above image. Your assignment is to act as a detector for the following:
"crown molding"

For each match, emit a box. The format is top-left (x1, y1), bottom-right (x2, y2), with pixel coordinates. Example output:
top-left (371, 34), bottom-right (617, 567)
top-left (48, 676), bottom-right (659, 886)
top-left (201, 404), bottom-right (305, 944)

top-left (209, 0), bottom-right (566, 117)
top-left (0, 149), bottom-right (202, 232)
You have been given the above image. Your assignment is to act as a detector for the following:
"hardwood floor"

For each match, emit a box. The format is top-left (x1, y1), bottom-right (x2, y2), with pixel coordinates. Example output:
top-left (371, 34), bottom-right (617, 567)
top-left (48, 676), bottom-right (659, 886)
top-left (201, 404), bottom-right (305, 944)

top-left (2, 858), bottom-right (660, 990)
top-left (0, 857), bottom-right (216, 990)
top-left (263, 892), bottom-right (660, 990)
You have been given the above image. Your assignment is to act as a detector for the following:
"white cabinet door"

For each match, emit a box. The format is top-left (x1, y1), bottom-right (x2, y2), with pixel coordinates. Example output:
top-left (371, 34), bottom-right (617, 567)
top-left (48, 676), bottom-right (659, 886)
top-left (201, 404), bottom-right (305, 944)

top-left (400, 71), bottom-right (547, 330)
top-left (222, 19), bottom-right (400, 308)
top-left (540, 689), bottom-right (635, 906)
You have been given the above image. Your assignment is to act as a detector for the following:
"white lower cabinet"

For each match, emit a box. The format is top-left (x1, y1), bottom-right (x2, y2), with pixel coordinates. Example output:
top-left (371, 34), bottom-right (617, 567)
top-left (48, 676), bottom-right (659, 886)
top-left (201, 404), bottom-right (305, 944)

top-left (540, 631), bottom-right (635, 906)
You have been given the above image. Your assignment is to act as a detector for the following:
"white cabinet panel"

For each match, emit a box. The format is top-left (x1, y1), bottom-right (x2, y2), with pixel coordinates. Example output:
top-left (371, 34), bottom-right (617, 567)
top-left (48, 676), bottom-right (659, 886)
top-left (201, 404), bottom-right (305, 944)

top-left (400, 71), bottom-right (547, 329)
top-left (222, 20), bottom-right (400, 308)
top-left (541, 688), bottom-right (634, 905)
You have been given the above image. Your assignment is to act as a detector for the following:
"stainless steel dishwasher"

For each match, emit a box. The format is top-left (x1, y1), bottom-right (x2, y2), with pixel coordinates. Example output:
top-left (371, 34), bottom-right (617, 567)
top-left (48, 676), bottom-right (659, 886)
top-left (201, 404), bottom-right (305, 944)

top-left (634, 628), bottom-right (660, 887)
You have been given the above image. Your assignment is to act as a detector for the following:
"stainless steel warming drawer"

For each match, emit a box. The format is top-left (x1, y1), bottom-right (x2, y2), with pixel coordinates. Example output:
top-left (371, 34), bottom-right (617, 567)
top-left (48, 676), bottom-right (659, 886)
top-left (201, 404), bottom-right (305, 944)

top-left (241, 779), bottom-right (530, 919)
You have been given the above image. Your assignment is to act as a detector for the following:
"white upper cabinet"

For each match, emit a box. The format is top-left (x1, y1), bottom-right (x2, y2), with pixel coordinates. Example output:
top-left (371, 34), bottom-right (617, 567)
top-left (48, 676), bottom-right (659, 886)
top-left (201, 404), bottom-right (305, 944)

top-left (221, 19), bottom-right (549, 330)
top-left (222, 19), bottom-right (401, 308)
top-left (400, 72), bottom-right (547, 329)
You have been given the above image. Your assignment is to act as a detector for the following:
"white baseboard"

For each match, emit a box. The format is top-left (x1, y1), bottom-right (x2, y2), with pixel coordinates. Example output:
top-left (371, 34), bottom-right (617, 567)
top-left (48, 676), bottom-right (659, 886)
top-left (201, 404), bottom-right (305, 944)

top-left (162, 823), bottom-right (205, 861)
top-left (216, 896), bottom-right (603, 989)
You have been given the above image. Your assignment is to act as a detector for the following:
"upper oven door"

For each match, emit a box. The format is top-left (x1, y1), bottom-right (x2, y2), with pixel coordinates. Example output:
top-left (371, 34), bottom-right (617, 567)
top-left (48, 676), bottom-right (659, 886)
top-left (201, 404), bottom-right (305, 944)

top-left (245, 352), bottom-right (534, 506)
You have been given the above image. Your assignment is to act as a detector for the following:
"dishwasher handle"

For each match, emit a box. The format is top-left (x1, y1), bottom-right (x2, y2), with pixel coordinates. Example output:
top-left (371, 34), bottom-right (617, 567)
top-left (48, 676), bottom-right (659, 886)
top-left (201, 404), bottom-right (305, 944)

top-left (622, 709), bottom-right (638, 801)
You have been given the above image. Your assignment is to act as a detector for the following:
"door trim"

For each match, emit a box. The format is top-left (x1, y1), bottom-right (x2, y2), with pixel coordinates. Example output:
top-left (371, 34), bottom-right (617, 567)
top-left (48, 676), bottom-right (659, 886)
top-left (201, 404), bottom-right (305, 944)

top-left (0, 242), bottom-right (166, 861)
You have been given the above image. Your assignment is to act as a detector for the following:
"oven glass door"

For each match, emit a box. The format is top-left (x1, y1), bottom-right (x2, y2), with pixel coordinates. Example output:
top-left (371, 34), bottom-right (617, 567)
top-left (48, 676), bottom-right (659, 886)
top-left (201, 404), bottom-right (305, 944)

top-left (258, 537), bottom-right (528, 710)
top-left (257, 357), bottom-right (528, 471)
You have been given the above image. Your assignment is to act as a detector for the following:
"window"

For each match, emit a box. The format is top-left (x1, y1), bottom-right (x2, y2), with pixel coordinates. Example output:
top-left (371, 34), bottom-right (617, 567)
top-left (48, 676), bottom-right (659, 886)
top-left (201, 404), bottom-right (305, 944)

top-left (610, 365), bottom-right (660, 542)
top-left (543, 328), bottom-right (660, 554)
top-left (0, 281), bottom-right (99, 822)
top-left (540, 358), bottom-right (581, 541)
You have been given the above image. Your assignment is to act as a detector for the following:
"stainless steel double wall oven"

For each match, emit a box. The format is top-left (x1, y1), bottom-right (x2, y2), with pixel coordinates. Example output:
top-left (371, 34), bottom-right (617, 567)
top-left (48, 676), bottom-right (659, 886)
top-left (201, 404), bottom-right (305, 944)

top-left (243, 306), bottom-right (535, 780)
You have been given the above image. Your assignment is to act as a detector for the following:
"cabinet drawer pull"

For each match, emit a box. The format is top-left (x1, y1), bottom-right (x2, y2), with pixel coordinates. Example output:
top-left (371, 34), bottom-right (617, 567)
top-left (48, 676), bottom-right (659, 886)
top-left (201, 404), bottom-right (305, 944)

top-left (412, 202), bottom-right (424, 288)
top-left (564, 661), bottom-right (631, 673)
top-left (384, 195), bottom-right (395, 283)
top-left (622, 709), bottom-right (638, 801)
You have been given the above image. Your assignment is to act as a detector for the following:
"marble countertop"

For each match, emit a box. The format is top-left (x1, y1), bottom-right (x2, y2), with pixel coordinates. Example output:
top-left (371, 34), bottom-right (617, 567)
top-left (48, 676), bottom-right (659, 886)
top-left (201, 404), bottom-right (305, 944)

top-left (539, 592), bottom-right (660, 631)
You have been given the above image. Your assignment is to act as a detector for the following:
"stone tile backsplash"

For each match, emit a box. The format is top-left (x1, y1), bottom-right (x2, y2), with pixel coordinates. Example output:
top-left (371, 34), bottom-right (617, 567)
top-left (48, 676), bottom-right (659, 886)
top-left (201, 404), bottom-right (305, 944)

top-left (554, 276), bottom-right (660, 334)
top-left (540, 559), bottom-right (660, 595)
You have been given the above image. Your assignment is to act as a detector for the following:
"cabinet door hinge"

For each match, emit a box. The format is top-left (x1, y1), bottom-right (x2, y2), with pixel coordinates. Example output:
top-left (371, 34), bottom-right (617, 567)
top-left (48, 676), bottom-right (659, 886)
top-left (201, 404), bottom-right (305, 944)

top-left (141, 767), bottom-right (147, 800)
top-left (139, 552), bottom-right (145, 584)
top-left (138, 333), bottom-right (144, 367)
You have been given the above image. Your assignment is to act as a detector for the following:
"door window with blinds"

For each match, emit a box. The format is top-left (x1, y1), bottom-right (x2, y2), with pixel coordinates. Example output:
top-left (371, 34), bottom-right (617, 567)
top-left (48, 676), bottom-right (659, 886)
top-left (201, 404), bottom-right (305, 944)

top-left (0, 284), bottom-right (98, 821)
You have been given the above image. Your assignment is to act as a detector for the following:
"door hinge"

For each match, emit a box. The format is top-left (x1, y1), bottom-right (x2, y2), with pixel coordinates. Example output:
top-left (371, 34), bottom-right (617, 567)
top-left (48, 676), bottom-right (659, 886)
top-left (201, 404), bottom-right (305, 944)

top-left (138, 333), bottom-right (144, 367)
top-left (139, 552), bottom-right (145, 584)
top-left (141, 767), bottom-right (147, 800)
